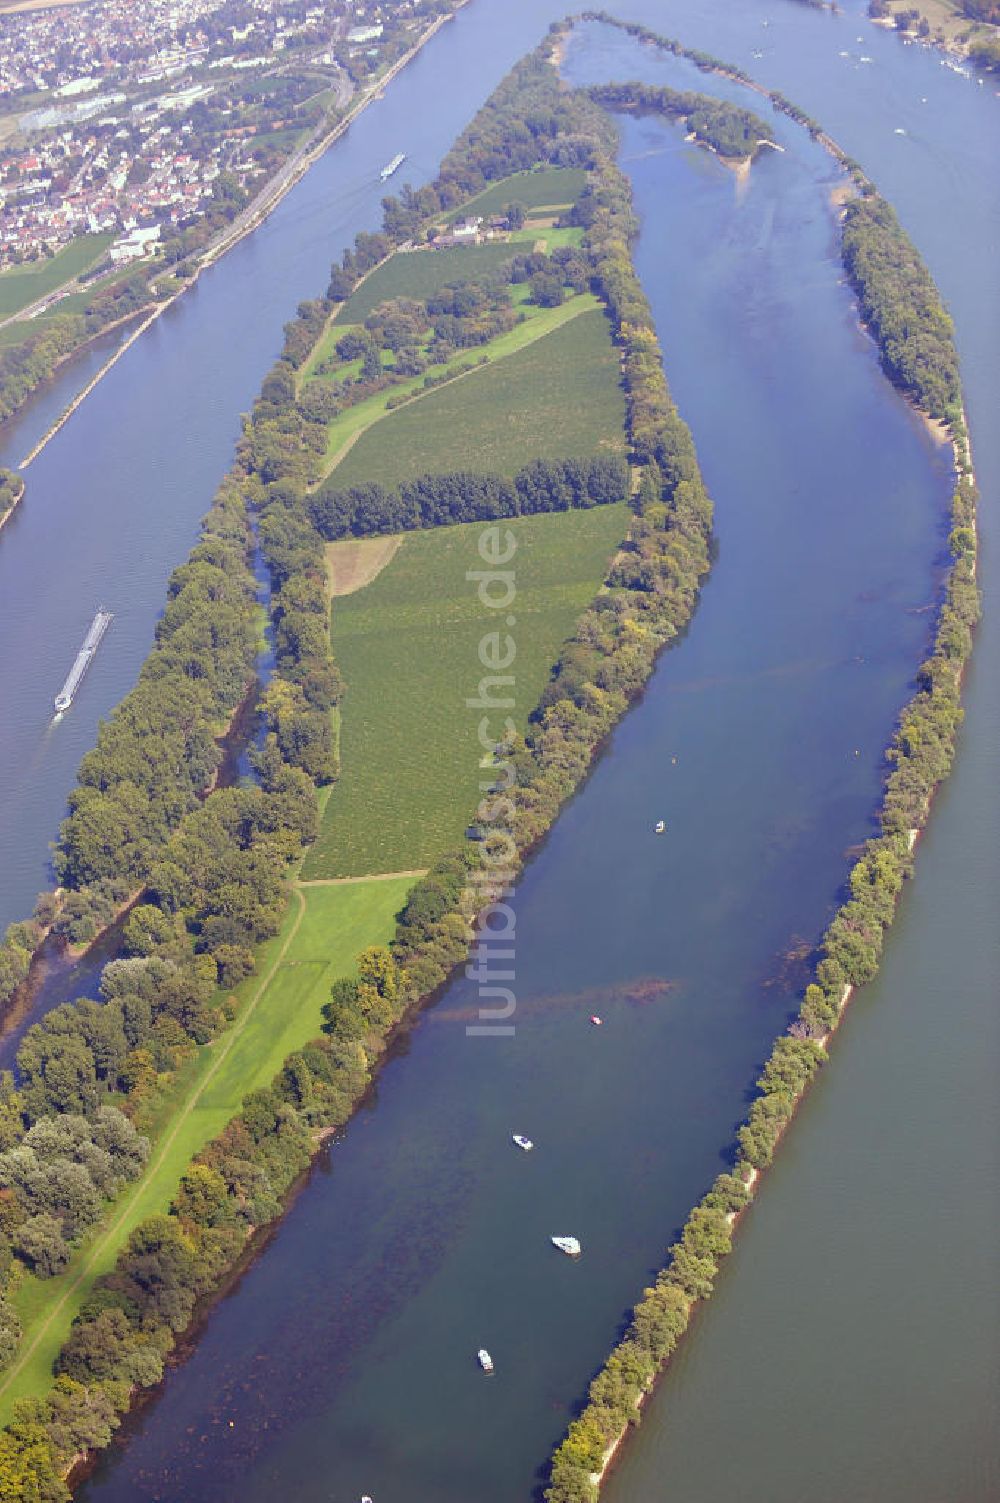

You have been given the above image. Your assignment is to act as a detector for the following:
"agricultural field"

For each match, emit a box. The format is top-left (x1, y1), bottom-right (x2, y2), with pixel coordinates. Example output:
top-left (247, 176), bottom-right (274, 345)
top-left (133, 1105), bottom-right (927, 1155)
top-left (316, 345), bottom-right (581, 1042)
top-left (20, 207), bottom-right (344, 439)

top-left (0, 233), bottom-right (113, 319)
top-left (325, 306), bottom-right (626, 493)
top-left (333, 241), bottom-right (521, 326)
top-left (301, 503), bottom-right (630, 880)
top-left (317, 294), bottom-right (602, 474)
top-left (447, 166), bottom-right (589, 220)
top-left (0, 876), bottom-right (410, 1418)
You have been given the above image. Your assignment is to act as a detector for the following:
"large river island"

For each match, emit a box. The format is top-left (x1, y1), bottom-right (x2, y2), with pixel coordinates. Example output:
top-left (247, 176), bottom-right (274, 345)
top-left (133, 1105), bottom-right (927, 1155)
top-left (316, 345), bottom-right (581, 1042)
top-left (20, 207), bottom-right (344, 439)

top-left (0, 0), bottom-right (995, 1500)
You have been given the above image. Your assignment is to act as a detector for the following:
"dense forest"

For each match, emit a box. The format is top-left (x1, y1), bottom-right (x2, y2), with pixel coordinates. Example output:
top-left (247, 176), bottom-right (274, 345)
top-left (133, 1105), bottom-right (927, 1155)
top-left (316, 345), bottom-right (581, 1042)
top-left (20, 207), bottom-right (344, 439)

top-left (842, 195), bottom-right (962, 422)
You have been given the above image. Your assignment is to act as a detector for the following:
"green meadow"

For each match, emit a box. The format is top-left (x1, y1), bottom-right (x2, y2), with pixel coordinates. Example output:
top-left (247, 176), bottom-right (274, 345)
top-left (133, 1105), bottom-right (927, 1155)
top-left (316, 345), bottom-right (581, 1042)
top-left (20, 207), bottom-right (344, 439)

top-left (326, 307), bottom-right (626, 493)
top-left (0, 877), bottom-right (410, 1420)
top-left (301, 504), bottom-right (629, 881)
top-left (0, 234), bottom-right (114, 319)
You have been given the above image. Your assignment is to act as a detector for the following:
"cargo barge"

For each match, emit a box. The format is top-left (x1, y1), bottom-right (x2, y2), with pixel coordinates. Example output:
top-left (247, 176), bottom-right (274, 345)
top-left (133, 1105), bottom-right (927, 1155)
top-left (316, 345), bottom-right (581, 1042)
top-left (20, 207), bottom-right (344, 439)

top-left (54, 608), bottom-right (113, 715)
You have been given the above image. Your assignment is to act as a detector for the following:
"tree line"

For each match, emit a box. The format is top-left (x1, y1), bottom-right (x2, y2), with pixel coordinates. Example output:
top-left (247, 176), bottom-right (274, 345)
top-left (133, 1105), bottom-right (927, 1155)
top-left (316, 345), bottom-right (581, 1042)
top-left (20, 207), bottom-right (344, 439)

top-left (310, 455), bottom-right (629, 540)
top-left (0, 469), bottom-right (24, 525)
top-left (545, 461), bottom-right (979, 1502)
top-left (0, 273), bottom-right (158, 428)
top-left (542, 28), bottom-right (979, 1503)
top-left (0, 478), bottom-right (260, 1024)
top-left (0, 297), bottom-right (334, 1431)
top-left (585, 80), bottom-right (775, 160)
top-left (578, 13), bottom-right (874, 189)
top-left (841, 194), bottom-right (962, 422)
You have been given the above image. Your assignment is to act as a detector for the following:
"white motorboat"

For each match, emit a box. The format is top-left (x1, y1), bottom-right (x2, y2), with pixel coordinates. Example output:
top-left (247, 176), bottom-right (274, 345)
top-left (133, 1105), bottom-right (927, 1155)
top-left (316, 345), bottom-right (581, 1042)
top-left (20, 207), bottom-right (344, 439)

top-left (380, 152), bottom-right (406, 181)
top-left (512, 1134), bottom-right (534, 1151)
top-left (478, 1348), bottom-right (494, 1373)
top-left (655, 819), bottom-right (666, 834)
top-left (552, 1236), bottom-right (582, 1257)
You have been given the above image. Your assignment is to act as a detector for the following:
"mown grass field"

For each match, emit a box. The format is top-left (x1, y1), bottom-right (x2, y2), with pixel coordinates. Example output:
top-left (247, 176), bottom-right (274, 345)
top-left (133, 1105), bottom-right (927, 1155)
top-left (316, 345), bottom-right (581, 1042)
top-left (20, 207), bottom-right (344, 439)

top-left (0, 233), bottom-right (113, 318)
top-left (301, 504), bottom-right (629, 880)
top-left (446, 166), bottom-right (588, 220)
top-left (326, 307), bottom-right (626, 493)
top-left (0, 877), bottom-right (412, 1420)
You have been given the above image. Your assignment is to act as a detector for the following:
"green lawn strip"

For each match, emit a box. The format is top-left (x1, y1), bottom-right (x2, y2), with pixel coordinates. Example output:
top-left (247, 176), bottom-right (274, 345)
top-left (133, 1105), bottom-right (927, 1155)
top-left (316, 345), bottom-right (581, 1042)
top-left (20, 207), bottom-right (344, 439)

top-left (527, 225), bottom-right (585, 250)
top-left (302, 504), bottom-right (629, 880)
top-left (443, 166), bottom-right (589, 221)
top-left (318, 293), bottom-right (599, 475)
top-left (0, 234), bottom-right (114, 318)
top-left (0, 877), bottom-right (412, 1419)
top-left (327, 305), bottom-right (625, 493)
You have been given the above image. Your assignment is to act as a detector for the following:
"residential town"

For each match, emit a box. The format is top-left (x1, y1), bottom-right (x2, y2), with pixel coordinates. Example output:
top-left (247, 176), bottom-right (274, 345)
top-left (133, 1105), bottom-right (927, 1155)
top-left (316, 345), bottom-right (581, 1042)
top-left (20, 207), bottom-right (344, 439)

top-left (0, 0), bottom-right (441, 274)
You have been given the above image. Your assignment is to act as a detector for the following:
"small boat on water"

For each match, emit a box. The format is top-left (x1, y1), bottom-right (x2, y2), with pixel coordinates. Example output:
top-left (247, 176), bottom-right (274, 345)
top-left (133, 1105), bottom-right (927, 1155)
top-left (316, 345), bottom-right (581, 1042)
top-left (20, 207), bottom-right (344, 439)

top-left (478, 1348), bottom-right (494, 1373)
top-left (552, 1236), bottom-right (582, 1258)
top-left (655, 819), bottom-right (666, 834)
top-left (589, 1014), bottom-right (602, 1026)
top-left (512, 1134), bottom-right (533, 1151)
top-left (380, 151), bottom-right (406, 181)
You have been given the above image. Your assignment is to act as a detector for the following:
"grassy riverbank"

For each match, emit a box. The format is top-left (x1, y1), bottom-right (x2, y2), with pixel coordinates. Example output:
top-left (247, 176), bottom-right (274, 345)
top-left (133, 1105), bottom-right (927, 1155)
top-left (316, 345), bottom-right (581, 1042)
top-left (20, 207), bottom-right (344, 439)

top-left (0, 876), bottom-right (410, 1420)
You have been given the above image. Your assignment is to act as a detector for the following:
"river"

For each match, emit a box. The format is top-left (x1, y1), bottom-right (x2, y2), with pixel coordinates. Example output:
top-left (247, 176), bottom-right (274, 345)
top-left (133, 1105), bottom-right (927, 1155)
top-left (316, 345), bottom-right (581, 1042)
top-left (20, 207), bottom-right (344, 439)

top-left (0, 0), bottom-right (995, 1498)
